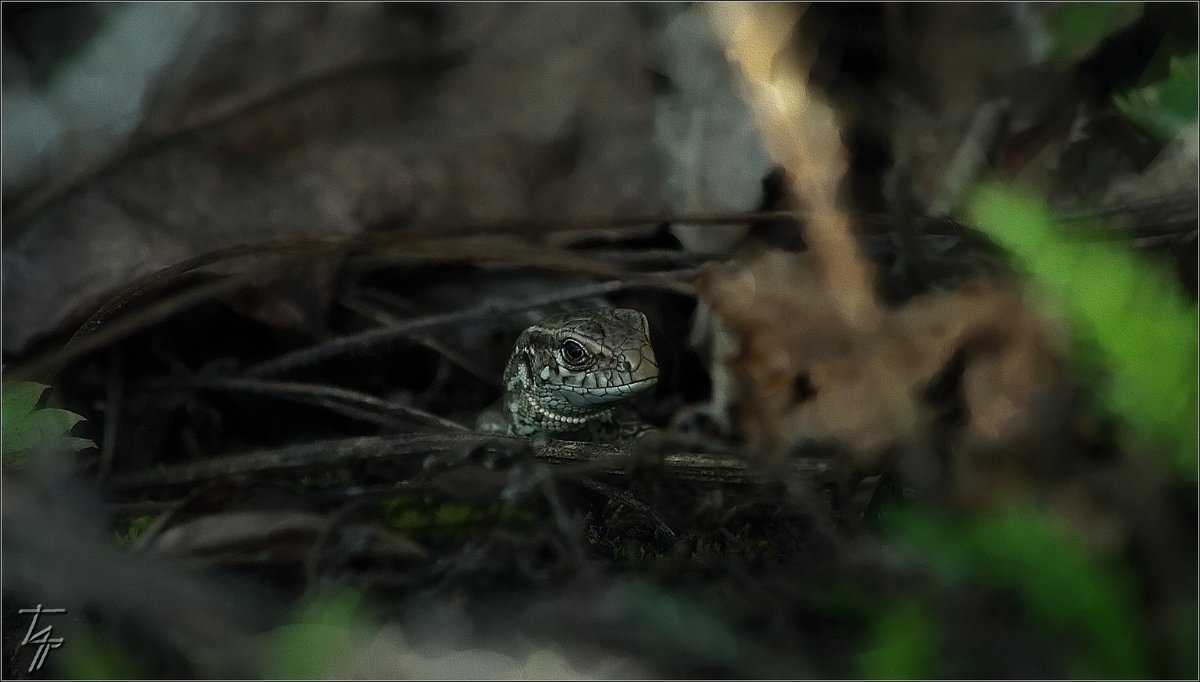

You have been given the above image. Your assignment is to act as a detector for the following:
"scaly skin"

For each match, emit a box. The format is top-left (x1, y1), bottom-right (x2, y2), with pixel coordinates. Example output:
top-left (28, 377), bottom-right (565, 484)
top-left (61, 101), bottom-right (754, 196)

top-left (500, 307), bottom-right (658, 440)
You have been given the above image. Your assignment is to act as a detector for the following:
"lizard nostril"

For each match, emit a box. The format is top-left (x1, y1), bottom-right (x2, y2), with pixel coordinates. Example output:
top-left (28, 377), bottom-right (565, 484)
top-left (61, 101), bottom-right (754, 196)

top-left (620, 361), bottom-right (632, 373)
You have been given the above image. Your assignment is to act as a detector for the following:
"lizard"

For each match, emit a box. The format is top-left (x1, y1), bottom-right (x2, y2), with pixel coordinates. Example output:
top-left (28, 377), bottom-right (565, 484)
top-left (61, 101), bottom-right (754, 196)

top-left (476, 307), bottom-right (659, 442)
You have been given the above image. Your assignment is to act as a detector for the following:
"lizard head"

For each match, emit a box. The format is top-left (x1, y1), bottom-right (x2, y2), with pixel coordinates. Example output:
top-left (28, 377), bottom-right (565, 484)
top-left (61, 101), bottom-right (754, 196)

top-left (503, 307), bottom-right (659, 432)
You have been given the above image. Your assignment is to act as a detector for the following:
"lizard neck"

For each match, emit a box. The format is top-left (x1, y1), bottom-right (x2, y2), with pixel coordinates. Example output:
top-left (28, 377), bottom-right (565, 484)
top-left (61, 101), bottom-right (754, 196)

top-left (502, 348), bottom-right (611, 435)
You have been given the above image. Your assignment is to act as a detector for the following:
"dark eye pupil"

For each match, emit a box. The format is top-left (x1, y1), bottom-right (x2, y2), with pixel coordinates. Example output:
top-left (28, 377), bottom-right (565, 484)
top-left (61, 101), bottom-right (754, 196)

top-left (564, 341), bottom-right (584, 361)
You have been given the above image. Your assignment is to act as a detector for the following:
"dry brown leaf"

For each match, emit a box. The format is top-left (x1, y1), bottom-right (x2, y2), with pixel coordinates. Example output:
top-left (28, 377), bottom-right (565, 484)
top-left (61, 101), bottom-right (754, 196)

top-left (707, 2), bottom-right (878, 329)
top-left (695, 249), bottom-right (1071, 476)
top-left (3, 5), bottom-right (663, 356)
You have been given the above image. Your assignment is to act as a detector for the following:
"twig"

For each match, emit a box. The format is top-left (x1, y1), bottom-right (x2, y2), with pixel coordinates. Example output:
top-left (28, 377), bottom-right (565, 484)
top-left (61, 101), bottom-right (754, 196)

top-left (12, 236), bottom-right (690, 382)
top-left (108, 499), bottom-right (181, 516)
top-left (14, 275), bottom-right (255, 383)
top-left (303, 499), bottom-right (368, 588)
top-left (340, 289), bottom-right (501, 388)
top-left (98, 349), bottom-right (124, 481)
top-left (58, 238), bottom-right (345, 353)
top-left (342, 236), bottom-right (702, 291)
top-left (103, 433), bottom-right (833, 493)
top-left (244, 273), bottom-right (697, 377)
top-left (580, 477), bottom-right (677, 539)
top-left (139, 376), bottom-right (471, 433)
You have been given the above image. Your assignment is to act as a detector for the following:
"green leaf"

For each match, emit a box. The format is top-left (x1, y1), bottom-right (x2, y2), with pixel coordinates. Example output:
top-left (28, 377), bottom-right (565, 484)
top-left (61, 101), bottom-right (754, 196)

top-left (1114, 52), bottom-right (1199, 142)
top-left (3, 381), bottom-right (47, 416)
top-left (967, 184), bottom-right (1199, 481)
top-left (859, 601), bottom-right (938, 680)
top-left (2, 381), bottom-right (96, 469)
top-left (1049, 2), bottom-right (1144, 63)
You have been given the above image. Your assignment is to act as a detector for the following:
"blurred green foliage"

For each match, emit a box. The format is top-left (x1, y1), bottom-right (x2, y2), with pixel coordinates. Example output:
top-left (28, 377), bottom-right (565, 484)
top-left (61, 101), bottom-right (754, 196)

top-left (2, 381), bottom-right (94, 469)
top-left (113, 515), bottom-right (156, 550)
top-left (54, 588), bottom-right (374, 679)
top-left (55, 627), bottom-right (148, 680)
top-left (621, 581), bottom-right (774, 674)
top-left (1047, 2), bottom-right (1197, 143)
top-left (1169, 602), bottom-right (1199, 679)
top-left (868, 173), bottom-right (1196, 673)
top-left (1048, 2), bottom-right (1144, 62)
top-left (968, 185), bottom-right (1198, 481)
top-left (262, 587), bottom-right (371, 679)
top-left (1115, 51), bottom-right (1199, 142)
top-left (881, 502), bottom-right (1149, 679)
top-left (859, 600), bottom-right (938, 680)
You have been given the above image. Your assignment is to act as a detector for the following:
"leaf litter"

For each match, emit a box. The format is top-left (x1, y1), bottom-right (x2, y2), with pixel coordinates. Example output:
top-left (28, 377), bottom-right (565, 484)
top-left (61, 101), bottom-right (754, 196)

top-left (2, 3), bottom-right (1195, 679)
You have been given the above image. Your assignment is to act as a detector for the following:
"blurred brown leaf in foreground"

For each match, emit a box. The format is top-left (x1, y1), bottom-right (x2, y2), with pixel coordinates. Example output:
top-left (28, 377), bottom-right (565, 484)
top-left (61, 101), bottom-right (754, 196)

top-left (694, 248), bottom-right (1072, 479)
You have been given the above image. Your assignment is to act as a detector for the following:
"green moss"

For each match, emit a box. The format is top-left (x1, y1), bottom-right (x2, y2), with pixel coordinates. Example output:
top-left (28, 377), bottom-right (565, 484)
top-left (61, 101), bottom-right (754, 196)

top-left (375, 494), bottom-right (541, 540)
top-left (113, 515), bottom-right (156, 550)
top-left (434, 503), bottom-right (474, 526)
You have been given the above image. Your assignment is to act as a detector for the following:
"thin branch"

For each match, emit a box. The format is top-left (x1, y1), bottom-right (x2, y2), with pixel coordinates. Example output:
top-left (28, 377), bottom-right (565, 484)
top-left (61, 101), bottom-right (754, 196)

top-left (98, 349), bottom-right (124, 481)
top-left (14, 275), bottom-right (255, 383)
top-left (340, 290), bottom-right (501, 388)
top-left (12, 236), bottom-right (692, 382)
top-left (104, 433), bottom-right (834, 493)
top-left (139, 376), bottom-right (471, 433)
top-left (244, 273), bottom-right (697, 378)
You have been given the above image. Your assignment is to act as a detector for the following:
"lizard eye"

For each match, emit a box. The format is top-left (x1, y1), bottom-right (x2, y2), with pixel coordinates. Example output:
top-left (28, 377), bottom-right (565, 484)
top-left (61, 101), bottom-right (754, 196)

top-left (561, 339), bottom-right (587, 364)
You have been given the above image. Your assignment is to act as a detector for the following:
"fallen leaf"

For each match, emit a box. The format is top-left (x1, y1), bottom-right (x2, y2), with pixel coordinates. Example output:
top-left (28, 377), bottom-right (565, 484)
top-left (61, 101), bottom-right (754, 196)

top-left (695, 249), bottom-right (1071, 475)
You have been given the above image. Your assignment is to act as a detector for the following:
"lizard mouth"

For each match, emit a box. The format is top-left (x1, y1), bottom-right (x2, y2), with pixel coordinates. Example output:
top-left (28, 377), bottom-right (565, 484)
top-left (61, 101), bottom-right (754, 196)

top-left (555, 376), bottom-right (658, 406)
